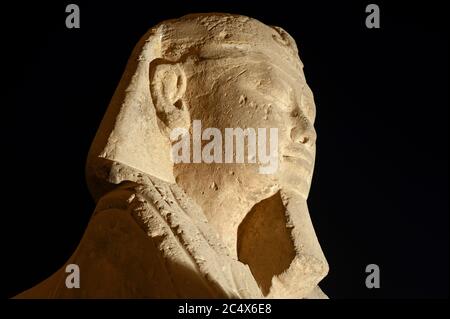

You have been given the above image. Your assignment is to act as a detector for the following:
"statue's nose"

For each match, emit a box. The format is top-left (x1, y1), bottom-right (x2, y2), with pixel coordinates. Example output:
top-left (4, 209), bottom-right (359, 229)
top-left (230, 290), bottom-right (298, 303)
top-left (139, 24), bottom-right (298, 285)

top-left (290, 115), bottom-right (317, 147)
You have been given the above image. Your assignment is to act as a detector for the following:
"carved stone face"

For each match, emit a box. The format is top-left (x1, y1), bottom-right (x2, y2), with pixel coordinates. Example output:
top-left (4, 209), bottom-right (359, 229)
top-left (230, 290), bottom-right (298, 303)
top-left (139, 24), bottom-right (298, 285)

top-left (172, 51), bottom-right (317, 206)
top-left (89, 14), bottom-right (317, 207)
top-left (153, 46), bottom-right (317, 259)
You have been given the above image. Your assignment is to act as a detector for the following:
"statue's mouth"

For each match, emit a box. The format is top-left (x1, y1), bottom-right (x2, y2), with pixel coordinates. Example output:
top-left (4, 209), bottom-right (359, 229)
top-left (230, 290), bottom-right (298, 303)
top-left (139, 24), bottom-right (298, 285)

top-left (282, 154), bottom-right (312, 167)
top-left (282, 144), bottom-right (314, 163)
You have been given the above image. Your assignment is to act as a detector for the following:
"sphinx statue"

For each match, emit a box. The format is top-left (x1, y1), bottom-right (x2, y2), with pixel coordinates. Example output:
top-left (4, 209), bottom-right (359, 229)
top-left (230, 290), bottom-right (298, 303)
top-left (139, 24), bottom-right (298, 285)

top-left (17, 13), bottom-right (329, 299)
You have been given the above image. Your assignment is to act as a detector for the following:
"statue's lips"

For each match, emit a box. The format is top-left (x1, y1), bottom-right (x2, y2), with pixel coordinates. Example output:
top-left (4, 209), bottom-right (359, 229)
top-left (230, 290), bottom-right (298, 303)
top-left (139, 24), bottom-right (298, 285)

top-left (281, 145), bottom-right (314, 168)
top-left (281, 155), bottom-right (312, 169)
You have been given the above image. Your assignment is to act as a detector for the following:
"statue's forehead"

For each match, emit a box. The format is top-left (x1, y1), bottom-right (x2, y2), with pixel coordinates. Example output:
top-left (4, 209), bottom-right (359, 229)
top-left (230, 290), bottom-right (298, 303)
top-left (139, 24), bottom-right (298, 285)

top-left (184, 52), bottom-right (306, 89)
top-left (183, 55), bottom-right (308, 115)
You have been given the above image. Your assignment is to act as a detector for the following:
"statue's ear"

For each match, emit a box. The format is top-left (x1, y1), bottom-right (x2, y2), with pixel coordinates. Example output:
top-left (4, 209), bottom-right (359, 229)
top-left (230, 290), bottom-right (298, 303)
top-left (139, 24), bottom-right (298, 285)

top-left (149, 59), bottom-right (190, 132)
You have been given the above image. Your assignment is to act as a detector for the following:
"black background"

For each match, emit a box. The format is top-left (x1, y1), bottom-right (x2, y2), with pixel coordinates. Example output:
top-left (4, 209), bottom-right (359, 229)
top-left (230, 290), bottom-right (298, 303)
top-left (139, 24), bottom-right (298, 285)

top-left (3, 0), bottom-right (448, 299)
